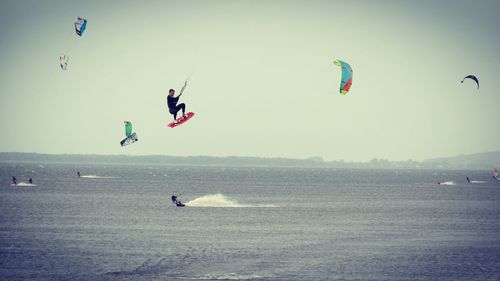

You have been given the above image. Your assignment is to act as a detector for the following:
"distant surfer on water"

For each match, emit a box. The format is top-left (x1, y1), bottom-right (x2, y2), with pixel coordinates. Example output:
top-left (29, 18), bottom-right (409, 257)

top-left (12, 176), bottom-right (17, 185)
top-left (29, 178), bottom-right (33, 184)
top-left (171, 194), bottom-right (185, 207)
top-left (466, 177), bottom-right (471, 183)
top-left (77, 171), bottom-right (81, 178)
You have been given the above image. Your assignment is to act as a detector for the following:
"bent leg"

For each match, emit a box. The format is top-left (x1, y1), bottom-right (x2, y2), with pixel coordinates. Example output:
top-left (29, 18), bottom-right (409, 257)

top-left (170, 108), bottom-right (179, 120)
top-left (170, 104), bottom-right (186, 121)
top-left (177, 103), bottom-right (186, 115)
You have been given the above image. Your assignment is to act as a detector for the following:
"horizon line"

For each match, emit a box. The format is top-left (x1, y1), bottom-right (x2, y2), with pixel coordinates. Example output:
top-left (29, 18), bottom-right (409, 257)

top-left (1, 150), bottom-right (499, 163)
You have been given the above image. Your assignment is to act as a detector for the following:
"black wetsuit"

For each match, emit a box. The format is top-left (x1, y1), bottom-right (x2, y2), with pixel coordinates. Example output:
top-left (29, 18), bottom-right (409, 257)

top-left (167, 95), bottom-right (185, 120)
top-left (171, 195), bottom-right (185, 206)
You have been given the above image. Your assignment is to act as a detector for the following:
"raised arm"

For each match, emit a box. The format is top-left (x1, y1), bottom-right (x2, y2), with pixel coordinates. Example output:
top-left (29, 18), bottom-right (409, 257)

top-left (178, 80), bottom-right (188, 97)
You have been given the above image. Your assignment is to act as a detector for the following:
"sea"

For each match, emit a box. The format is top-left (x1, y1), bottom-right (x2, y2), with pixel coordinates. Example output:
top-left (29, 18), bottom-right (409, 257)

top-left (1, 162), bottom-right (499, 281)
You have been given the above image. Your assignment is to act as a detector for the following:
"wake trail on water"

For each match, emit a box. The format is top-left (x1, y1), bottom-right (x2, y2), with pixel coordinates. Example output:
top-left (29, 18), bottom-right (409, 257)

top-left (439, 181), bottom-right (455, 186)
top-left (185, 194), bottom-right (277, 208)
top-left (11, 182), bottom-right (37, 187)
top-left (80, 175), bottom-right (114, 179)
top-left (182, 273), bottom-right (266, 280)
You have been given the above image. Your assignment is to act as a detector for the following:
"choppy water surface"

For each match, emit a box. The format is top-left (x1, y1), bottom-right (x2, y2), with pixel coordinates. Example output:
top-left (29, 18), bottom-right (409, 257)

top-left (1, 163), bottom-right (499, 280)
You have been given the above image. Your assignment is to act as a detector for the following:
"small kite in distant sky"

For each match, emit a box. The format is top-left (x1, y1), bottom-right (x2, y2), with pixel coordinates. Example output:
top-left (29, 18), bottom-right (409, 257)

top-left (461, 75), bottom-right (479, 89)
top-left (74, 17), bottom-right (87, 37)
top-left (333, 59), bottom-right (353, 95)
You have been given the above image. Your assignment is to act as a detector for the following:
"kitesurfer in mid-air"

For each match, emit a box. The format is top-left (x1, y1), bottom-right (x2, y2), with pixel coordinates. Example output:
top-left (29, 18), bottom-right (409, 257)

top-left (167, 81), bottom-right (188, 124)
top-left (60, 55), bottom-right (68, 70)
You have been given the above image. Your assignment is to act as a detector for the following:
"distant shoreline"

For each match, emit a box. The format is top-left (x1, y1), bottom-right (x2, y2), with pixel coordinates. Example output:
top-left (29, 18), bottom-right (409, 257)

top-left (0, 152), bottom-right (499, 170)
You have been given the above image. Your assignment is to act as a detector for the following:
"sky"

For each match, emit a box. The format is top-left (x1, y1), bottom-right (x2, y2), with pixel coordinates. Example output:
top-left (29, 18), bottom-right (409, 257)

top-left (0, 0), bottom-right (499, 161)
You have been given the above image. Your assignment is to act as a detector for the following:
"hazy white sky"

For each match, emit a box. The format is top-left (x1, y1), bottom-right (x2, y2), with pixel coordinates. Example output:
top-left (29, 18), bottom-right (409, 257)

top-left (1, 0), bottom-right (499, 161)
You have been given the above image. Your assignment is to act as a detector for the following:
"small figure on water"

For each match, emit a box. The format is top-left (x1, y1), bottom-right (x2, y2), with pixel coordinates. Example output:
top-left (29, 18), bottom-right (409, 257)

top-left (171, 194), bottom-right (185, 207)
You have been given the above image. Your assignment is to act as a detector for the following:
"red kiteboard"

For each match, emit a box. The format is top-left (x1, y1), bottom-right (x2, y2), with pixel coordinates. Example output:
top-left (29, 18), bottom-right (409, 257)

top-left (167, 112), bottom-right (195, 128)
